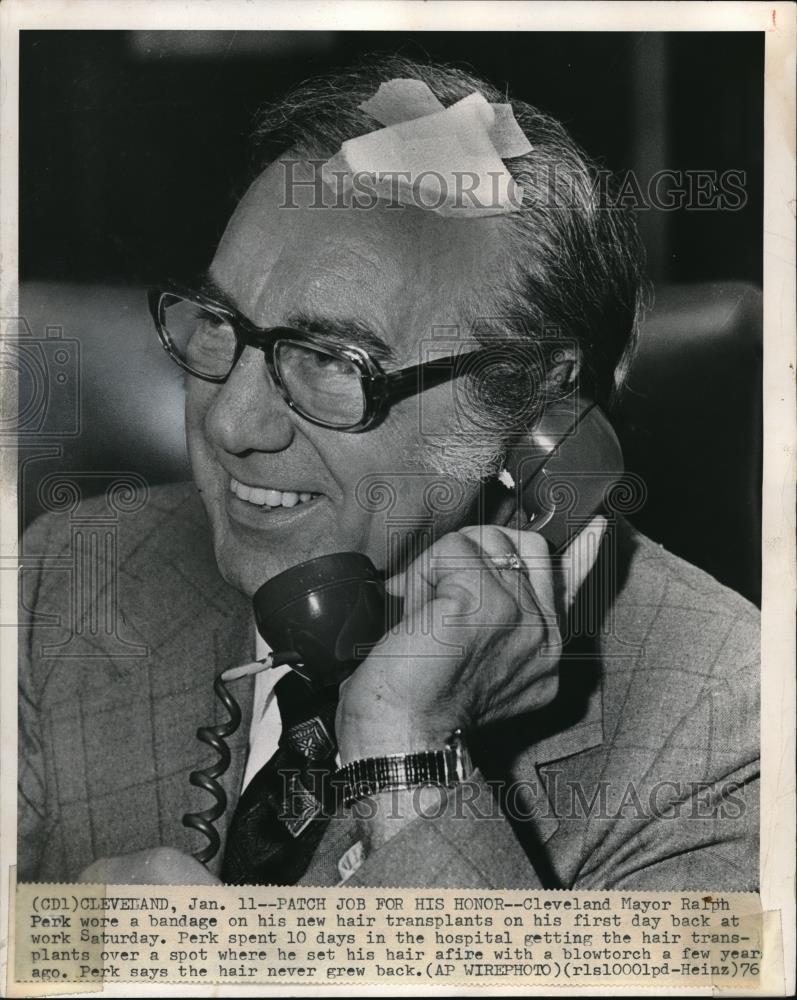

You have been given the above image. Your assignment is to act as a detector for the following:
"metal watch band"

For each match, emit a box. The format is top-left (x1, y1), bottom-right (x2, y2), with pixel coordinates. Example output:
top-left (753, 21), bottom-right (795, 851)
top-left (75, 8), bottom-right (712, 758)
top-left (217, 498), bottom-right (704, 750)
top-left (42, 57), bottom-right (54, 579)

top-left (335, 729), bottom-right (472, 806)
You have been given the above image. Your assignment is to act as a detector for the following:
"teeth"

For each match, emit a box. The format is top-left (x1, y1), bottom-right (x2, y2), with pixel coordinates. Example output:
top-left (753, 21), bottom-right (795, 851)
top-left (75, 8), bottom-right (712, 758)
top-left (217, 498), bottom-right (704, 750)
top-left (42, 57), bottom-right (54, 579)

top-left (230, 477), bottom-right (316, 509)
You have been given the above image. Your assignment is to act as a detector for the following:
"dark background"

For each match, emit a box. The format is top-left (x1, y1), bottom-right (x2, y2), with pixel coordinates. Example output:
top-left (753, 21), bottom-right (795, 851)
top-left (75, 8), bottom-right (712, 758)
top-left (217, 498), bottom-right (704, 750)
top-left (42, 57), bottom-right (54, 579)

top-left (20, 30), bottom-right (763, 287)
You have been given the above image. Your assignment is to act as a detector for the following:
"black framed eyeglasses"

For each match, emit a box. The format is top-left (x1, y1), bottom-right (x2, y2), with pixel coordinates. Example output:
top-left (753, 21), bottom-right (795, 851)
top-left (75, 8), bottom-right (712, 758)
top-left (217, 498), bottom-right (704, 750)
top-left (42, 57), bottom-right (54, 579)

top-left (149, 283), bottom-right (541, 432)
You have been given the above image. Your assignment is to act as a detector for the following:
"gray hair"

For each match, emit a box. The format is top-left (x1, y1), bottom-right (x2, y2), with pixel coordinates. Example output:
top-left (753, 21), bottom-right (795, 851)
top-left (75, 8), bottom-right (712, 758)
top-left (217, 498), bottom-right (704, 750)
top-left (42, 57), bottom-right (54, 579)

top-left (249, 55), bottom-right (647, 477)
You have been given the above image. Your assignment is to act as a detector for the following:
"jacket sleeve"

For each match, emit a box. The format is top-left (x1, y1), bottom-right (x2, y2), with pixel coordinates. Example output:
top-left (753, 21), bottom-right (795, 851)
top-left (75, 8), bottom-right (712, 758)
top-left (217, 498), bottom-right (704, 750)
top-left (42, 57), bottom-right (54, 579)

top-left (300, 771), bottom-right (545, 889)
top-left (598, 768), bottom-right (759, 891)
top-left (570, 658), bottom-right (760, 892)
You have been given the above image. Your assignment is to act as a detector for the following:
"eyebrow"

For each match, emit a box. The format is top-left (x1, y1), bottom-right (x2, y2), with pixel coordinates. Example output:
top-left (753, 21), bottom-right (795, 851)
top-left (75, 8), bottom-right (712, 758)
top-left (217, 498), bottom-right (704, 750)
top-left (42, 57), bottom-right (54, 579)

top-left (197, 270), bottom-right (398, 364)
top-left (284, 311), bottom-right (397, 364)
top-left (198, 272), bottom-right (238, 309)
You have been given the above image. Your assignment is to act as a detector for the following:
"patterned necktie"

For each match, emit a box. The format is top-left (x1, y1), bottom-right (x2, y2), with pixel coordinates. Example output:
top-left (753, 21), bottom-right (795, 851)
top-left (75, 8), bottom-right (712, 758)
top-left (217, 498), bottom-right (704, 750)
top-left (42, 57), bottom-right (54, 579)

top-left (220, 670), bottom-right (339, 885)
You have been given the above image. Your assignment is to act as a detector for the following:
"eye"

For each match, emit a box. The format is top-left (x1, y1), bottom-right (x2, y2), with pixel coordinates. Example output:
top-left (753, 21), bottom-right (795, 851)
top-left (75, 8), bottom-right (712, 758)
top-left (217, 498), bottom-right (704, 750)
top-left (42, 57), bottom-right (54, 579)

top-left (180, 307), bottom-right (236, 374)
top-left (308, 351), bottom-right (353, 375)
top-left (275, 340), bottom-right (366, 426)
top-left (192, 312), bottom-right (233, 346)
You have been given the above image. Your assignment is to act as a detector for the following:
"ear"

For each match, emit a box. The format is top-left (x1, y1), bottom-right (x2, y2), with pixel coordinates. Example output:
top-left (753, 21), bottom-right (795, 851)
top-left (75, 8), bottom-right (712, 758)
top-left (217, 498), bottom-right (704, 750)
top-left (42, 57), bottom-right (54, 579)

top-left (553, 515), bottom-right (607, 614)
top-left (543, 347), bottom-right (580, 401)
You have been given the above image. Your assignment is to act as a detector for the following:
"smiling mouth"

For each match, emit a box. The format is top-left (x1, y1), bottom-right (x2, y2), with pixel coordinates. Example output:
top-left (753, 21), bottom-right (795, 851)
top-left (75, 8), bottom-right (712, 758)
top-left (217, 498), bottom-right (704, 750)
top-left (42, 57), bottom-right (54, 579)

top-left (229, 476), bottom-right (320, 509)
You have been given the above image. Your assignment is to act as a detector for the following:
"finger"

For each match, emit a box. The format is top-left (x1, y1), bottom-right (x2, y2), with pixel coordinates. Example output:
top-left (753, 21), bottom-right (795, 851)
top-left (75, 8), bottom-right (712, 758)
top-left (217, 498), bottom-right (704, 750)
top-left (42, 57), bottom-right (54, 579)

top-left (455, 524), bottom-right (531, 612)
top-left (458, 522), bottom-right (523, 558)
top-left (473, 522), bottom-right (557, 618)
top-left (385, 533), bottom-right (485, 621)
top-left (458, 523), bottom-right (564, 663)
top-left (475, 521), bottom-right (554, 569)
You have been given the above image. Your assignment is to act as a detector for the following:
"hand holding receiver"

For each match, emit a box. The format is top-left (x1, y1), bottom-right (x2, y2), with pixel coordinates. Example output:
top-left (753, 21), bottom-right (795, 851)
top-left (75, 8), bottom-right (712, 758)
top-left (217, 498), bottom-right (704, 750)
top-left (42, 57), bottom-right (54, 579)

top-left (335, 516), bottom-right (607, 766)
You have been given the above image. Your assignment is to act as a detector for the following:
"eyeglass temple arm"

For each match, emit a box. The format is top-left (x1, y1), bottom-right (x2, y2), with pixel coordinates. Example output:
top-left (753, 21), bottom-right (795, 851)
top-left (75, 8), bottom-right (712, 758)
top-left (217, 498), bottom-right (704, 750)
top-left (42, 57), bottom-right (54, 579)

top-left (382, 349), bottom-right (486, 402)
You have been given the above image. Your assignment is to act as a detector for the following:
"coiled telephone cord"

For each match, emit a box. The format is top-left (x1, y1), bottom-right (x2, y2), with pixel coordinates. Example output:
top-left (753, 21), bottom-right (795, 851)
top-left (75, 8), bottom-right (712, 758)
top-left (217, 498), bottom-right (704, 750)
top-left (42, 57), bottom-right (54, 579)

top-left (182, 650), bottom-right (301, 864)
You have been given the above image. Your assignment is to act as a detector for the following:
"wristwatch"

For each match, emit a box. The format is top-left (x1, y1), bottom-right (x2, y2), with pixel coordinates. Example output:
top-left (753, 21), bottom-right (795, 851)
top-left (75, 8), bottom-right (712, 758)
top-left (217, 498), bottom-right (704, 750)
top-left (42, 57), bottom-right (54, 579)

top-left (335, 729), bottom-right (473, 806)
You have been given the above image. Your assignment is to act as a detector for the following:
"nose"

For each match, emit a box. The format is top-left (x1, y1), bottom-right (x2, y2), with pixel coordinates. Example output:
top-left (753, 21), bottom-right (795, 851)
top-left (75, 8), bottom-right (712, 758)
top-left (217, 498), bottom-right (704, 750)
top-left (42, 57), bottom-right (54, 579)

top-left (204, 346), bottom-right (296, 454)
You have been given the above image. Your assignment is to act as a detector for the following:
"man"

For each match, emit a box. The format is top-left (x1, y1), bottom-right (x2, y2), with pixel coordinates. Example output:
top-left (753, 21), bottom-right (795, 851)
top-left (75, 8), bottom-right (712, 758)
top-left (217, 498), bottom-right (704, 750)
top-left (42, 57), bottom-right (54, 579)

top-left (18, 57), bottom-right (759, 889)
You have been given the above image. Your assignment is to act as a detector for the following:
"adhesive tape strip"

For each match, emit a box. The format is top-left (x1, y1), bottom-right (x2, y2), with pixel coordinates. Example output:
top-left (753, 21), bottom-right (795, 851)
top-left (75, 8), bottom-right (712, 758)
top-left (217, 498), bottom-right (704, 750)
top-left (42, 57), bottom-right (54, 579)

top-left (322, 78), bottom-right (533, 217)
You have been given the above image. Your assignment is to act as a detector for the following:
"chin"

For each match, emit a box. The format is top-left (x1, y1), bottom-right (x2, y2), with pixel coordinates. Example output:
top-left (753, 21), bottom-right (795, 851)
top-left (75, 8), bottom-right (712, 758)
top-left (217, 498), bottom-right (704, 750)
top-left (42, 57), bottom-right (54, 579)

top-left (209, 527), bottom-right (283, 599)
top-left (195, 497), bottom-right (264, 599)
top-left (216, 557), bottom-right (264, 600)
top-left (209, 515), bottom-right (343, 599)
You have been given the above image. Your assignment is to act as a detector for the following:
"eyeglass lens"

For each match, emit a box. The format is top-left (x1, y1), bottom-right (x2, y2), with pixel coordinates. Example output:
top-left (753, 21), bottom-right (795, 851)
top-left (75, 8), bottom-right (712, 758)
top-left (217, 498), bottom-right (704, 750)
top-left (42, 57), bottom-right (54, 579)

top-left (159, 294), bottom-right (366, 427)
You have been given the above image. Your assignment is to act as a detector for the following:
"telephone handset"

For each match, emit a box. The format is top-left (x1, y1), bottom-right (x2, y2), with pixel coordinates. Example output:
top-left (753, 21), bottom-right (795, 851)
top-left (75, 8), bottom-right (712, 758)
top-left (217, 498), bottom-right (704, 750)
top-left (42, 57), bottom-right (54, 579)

top-left (252, 397), bottom-right (623, 688)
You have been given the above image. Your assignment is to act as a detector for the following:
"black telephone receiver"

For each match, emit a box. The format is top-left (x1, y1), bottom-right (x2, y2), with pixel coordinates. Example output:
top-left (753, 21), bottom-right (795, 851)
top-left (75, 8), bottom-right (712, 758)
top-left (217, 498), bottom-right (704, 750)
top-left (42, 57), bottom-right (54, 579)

top-left (252, 397), bottom-right (623, 689)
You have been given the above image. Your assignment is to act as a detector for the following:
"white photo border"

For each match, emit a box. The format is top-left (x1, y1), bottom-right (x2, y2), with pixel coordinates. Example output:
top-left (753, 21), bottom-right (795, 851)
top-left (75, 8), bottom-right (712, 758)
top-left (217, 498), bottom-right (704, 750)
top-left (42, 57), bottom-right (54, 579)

top-left (1, 2), bottom-right (794, 996)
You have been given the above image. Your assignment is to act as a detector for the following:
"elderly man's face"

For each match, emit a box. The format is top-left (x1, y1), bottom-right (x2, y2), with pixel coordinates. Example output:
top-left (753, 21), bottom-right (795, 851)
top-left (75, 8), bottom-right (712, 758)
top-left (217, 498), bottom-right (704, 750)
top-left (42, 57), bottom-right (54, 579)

top-left (187, 160), bottom-right (504, 597)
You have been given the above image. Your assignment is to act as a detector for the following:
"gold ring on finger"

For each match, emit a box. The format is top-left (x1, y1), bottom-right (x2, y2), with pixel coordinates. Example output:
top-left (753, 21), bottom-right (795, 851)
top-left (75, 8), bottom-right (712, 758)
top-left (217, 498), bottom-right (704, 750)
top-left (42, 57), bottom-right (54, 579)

top-left (491, 552), bottom-right (523, 571)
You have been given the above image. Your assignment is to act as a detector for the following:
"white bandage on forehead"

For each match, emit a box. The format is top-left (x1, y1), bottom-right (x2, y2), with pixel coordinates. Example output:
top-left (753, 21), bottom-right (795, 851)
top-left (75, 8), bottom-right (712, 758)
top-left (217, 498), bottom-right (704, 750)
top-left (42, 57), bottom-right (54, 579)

top-left (320, 78), bottom-right (532, 217)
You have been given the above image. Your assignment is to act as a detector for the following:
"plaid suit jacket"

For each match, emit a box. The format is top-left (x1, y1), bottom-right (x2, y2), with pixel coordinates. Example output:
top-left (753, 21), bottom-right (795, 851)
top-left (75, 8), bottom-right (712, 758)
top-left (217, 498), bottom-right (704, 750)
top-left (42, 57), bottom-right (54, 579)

top-left (18, 482), bottom-right (759, 889)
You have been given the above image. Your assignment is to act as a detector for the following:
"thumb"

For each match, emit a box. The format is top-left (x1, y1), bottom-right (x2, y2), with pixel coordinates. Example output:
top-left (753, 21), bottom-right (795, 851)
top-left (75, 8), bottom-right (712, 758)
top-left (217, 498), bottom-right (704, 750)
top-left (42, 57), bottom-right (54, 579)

top-left (554, 515), bottom-right (607, 615)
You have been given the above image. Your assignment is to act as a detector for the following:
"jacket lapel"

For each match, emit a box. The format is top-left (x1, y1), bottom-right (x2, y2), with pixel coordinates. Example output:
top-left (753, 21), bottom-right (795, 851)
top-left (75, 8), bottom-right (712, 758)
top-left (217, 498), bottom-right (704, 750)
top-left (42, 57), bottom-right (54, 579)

top-left (137, 486), bottom-right (257, 871)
